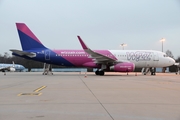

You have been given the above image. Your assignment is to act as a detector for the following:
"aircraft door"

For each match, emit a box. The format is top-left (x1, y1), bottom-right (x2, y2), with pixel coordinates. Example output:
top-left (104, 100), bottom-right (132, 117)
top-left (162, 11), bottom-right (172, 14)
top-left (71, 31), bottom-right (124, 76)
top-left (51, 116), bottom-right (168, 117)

top-left (45, 50), bottom-right (50, 60)
top-left (153, 52), bottom-right (159, 66)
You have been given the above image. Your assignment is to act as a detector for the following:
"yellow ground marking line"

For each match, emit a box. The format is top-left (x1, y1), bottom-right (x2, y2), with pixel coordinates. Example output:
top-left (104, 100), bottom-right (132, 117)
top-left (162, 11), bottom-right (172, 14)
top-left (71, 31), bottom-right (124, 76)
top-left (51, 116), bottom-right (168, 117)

top-left (17, 93), bottom-right (42, 96)
top-left (34, 86), bottom-right (47, 92)
top-left (17, 86), bottom-right (46, 96)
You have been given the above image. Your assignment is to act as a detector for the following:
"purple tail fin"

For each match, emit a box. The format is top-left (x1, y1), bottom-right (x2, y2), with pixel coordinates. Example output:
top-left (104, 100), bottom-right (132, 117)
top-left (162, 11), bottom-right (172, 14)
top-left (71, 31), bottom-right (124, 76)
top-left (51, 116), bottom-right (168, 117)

top-left (16, 23), bottom-right (46, 50)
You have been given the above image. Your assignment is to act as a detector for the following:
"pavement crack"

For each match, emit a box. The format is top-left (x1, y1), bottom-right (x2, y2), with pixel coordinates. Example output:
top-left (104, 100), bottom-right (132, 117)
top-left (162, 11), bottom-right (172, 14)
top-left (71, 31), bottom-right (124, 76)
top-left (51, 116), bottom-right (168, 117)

top-left (79, 76), bottom-right (114, 120)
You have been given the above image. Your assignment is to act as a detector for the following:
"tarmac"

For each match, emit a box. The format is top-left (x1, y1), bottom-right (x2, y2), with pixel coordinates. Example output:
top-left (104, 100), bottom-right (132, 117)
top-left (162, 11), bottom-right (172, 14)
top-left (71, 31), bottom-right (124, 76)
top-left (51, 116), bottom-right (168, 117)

top-left (0, 72), bottom-right (180, 120)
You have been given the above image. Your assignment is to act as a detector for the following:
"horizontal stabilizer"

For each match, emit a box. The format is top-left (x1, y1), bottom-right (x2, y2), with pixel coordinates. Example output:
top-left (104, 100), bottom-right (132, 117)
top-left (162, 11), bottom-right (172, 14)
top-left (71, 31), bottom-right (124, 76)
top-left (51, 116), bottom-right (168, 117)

top-left (10, 49), bottom-right (36, 58)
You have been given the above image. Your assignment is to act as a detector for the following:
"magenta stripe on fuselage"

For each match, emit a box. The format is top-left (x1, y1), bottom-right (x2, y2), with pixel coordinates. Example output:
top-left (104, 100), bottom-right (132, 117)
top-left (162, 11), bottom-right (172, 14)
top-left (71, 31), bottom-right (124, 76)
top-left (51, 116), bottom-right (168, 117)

top-left (16, 23), bottom-right (42, 44)
top-left (53, 49), bottom-right (117, 67)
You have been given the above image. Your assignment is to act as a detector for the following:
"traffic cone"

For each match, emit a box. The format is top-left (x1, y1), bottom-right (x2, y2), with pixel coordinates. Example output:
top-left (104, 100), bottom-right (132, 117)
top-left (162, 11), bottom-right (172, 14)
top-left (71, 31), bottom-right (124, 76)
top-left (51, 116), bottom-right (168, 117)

top-left (84, 72), bottom-right (87, 78)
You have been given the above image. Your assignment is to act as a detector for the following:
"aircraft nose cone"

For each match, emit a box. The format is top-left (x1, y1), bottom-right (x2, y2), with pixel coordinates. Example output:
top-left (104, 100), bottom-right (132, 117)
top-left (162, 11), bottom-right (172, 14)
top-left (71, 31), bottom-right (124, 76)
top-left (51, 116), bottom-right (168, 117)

top-left (169, 58), bottom-right (175, 66)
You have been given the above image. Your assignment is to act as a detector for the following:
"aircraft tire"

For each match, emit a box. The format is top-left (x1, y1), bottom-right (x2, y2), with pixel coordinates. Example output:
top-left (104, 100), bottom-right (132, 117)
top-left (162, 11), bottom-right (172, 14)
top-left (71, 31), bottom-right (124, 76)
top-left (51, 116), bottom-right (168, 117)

top-left (95, 70), bottom-right (99, 75)
top-left (151, 72), bottom-right (153, 75)
top-left (99, 71), bottom-right (104, 76)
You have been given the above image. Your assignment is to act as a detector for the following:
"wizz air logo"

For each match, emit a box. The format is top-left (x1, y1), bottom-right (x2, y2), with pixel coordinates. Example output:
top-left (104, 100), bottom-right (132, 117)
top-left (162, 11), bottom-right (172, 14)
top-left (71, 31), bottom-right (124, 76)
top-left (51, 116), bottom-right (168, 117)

top-left (126, 51), bottom-right (152, 62)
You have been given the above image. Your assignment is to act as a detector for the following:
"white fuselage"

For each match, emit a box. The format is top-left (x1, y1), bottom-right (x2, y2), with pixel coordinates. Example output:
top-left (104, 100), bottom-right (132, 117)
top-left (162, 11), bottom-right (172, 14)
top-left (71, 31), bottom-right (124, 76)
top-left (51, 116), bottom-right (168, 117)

top-left (109, 50), bottom-right (175, 68)
top-left (0, 64), bottom-right (25, 72)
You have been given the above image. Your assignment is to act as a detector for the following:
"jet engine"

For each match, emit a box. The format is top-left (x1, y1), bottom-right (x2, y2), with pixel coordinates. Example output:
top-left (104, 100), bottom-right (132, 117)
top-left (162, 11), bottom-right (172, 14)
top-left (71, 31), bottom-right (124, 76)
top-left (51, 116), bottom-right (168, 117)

top-left (9, 67), bottom-right (16, 72)
top-left (110, 62), bottom-right (135, 72)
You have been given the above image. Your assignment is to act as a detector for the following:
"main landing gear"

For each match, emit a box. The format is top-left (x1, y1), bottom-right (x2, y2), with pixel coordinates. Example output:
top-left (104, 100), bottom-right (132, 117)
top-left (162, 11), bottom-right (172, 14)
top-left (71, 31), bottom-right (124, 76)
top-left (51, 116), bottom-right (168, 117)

top-left (95, 70), bottom-right (104, 76)
top-left (150, 67), bottom-right (156, 75)
top-left (42, 63), bottom-right (53, 75)
top-left (95, 64), bottom-right (106, 76)
top-left (176, 67), bottom-right (180, 75)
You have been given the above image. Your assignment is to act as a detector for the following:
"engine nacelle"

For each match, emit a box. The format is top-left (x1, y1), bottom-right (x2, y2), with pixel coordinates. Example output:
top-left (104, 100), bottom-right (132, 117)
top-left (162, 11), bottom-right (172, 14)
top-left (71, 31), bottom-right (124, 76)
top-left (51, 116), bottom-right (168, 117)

top-left (9, 67), bottom-right (16, 72)
top-left (110, 62), bottom-right (135, 72)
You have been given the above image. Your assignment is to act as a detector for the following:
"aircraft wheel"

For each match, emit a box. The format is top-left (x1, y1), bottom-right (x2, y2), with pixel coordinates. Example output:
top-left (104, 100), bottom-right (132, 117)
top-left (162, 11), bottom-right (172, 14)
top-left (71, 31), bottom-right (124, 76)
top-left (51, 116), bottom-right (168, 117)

top-left (99, 71), bottom-right (104, 76)
top-left (153, 71), bottom-right (156, 75)
top-left (151, 72), bottom-right (156, 75)
top-left (95, 70), bottom-right (99, 75)
top-left (151, 72), bottom-right (153, 75)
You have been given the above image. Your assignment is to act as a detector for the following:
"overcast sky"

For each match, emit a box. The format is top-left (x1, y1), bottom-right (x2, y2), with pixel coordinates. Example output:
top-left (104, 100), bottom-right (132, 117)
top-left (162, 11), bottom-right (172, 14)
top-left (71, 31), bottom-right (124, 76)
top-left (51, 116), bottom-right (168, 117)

top-left (0, 0), bottom-right (180, 58)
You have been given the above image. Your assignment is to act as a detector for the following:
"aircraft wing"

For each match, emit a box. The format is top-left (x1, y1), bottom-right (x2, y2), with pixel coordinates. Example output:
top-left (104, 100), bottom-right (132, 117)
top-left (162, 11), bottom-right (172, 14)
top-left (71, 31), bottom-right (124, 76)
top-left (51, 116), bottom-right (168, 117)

top-left (10, 49), bottom-right (36, 58)
top-left (77, 36), bottom-right (117, 63)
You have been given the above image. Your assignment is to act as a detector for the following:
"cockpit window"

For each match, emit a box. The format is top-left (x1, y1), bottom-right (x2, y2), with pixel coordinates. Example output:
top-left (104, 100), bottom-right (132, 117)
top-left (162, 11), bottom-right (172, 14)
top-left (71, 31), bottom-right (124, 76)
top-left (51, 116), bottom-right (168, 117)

top-left (163, 54), bottom-right (168, 57)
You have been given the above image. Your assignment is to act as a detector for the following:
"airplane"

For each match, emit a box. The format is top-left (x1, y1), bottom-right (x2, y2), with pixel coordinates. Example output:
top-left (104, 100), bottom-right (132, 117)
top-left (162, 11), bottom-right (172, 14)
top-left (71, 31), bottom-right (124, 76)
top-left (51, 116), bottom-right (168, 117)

top-left (10, 23), bottom-right (175, 76)
top-left (13, 63), bottom-right (25, 72)
top-left (0, 62), bottom-right (25, 75)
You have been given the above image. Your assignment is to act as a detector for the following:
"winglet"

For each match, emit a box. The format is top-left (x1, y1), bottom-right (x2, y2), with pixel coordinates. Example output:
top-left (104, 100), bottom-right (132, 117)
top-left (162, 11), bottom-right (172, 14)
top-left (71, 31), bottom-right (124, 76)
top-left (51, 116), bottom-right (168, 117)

top-left (77, 36), bottom-right (117, 62)
top-left (77, 36), bottom-right (88, 50)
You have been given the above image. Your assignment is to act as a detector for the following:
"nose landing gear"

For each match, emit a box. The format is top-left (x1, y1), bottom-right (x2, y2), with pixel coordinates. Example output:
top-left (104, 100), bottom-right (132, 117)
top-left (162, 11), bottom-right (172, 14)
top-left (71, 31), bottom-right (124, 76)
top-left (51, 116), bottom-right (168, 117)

top-left (150, 67), bottom-right (156, 75)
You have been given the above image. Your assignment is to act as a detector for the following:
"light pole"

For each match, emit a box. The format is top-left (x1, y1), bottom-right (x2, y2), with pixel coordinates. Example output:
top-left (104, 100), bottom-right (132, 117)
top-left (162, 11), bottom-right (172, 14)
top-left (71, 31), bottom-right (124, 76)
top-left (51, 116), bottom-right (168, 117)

top-left (160, 38), bottom-right (166, 73)
top-left (120, 43), bottom-right (127, 50)
top-left (160, 38), bottom-right (165, 52)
